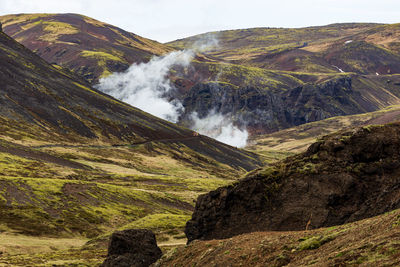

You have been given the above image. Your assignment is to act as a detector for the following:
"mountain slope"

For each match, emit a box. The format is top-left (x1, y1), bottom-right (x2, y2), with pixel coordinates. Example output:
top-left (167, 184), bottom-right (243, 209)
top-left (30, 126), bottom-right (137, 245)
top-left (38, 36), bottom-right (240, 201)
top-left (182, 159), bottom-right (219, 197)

top-left (168, 23), bottom-right (382, 72)
top-left (0, 26), bottom-right (262, 240)
top-left (169, 23), bottom-right (400, 76)
top-left (0, 24), bottom-right (188, 143)
top-left (0, 13), bottom-right (172, 82)
top-left (175, 63), bottom-right (400, 134)
top-left (186, 123), bottom-right (400, 242)
top-left (5, 15), bottom-right (400, 135)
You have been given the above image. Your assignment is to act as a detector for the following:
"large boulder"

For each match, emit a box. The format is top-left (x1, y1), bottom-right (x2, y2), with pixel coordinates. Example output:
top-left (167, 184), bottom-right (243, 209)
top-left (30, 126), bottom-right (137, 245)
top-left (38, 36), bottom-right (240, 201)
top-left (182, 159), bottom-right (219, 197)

top-left (101, 229), bottom-right (162, 267)
top-left (186, 123), bottom-right (400, 242)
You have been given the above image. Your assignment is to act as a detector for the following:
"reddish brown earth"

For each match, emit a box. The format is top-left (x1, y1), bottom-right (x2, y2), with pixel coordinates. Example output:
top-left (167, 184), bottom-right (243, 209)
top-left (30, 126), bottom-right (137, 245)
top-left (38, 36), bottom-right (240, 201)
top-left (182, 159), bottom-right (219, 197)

top-left (158, 208), bottom-right (400, 266)
top-left (0, 13), bottom-right (172, 82)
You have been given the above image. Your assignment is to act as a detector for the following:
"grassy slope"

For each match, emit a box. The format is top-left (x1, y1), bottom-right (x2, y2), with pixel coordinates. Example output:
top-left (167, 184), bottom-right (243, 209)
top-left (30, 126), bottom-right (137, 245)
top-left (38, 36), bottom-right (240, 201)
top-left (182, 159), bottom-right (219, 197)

top-left (168, 23), bottom-right (400, 76)
top-left (0, 134), bottom-right (255, 265)
top-left (168, 23), bottom-right (377, 56)
top-left (0, 13), bottom-right (173, 82)
top-left (168, 23), bottom-right (379, 71)
top-left (248, 104), bottom-right (400, 154)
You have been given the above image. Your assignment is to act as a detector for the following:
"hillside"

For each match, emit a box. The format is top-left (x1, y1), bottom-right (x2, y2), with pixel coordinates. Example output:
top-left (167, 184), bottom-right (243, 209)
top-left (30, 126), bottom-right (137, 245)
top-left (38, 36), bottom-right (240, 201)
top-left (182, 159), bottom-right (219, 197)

top-left (0, 13), bottom-right (172, 82)
top-left (249, 104), bottom-right (400, 154)
top-left (174, 63), bottom-right (400, 134)
top-left (186, 123), bottom-right (400, 242)
top-left (158, 208), bottom-right (400, 266)
top-left (0, 22), bottom-right (262, 258)
top-left (168, 22), bottom-right (400, 134)
top-left (168, 23), bottom-right (400, 75)
top-left (3, 15), bottom-right (400, 135)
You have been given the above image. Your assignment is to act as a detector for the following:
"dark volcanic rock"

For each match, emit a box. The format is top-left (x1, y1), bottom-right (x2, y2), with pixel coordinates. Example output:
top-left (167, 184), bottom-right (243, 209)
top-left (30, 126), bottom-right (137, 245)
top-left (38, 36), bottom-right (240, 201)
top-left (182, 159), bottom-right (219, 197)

top-left (181, 77), bottom-right (369, 134)
top-left (101, 229), bottom-right (162, 267)
top-left (185, 123), bottom-right (400, 242)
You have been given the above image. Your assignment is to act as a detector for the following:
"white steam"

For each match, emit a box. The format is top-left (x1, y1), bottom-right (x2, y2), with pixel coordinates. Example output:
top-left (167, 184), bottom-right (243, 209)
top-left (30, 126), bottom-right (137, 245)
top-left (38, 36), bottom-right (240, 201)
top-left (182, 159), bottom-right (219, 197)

top-left (190, 111), bottom-right (248, 148)
top-left (96, 36), bottom-right (249, 147)
top-left (97, 50), bottom-right (194, 123)
top-left (192, 33), bottom-right (219, 52)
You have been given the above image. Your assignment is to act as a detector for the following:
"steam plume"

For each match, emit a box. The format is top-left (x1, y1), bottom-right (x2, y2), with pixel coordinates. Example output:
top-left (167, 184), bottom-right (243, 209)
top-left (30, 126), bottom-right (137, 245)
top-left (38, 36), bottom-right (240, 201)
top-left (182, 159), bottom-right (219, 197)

top-left (190, 111), bottom-right (248, 148)
top-left (96, 50), bottom-right (193, 123)
top-left (192, 32), bottom-right (219, 52)
top-left (96, 35), bottom-right (249, 147)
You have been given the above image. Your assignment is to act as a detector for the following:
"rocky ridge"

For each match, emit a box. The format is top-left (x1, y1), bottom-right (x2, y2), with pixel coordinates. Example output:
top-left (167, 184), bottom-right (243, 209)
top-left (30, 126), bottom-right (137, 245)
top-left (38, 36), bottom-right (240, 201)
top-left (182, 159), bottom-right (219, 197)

top-left (180, 75), bottom-right (400, 134)
top-left (186, 122), bottom-right (400, 242)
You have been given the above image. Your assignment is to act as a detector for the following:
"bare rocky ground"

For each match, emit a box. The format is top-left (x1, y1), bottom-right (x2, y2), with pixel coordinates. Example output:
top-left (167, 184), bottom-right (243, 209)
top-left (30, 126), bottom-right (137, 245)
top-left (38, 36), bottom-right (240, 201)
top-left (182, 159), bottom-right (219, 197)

top-left (158, 208), bottom-right (400, 267)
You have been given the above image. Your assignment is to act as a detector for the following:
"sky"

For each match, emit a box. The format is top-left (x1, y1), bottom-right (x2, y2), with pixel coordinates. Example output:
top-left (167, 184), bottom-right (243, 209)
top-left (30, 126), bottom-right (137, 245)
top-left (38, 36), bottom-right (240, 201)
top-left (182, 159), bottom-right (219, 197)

top-left (1, 0), bottom-right (400, 43)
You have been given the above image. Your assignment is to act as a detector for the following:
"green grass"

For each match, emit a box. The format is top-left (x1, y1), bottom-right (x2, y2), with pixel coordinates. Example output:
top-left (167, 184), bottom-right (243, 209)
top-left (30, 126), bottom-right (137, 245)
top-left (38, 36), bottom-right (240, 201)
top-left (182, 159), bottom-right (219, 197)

top-left (192, 61), bottom-right (304, 91)
top-left (120, 214), bottom-right (191, 230)
top-left (297, 234), bottom-right (337, 250)
top-left (80, 50), bottom-right (123, 62)
top-left (0, 176), bottom-right (192, 237)
top-left (0, 134), bottom-right (247, 239)
top-left (42, 21), bottom-right (79, 35)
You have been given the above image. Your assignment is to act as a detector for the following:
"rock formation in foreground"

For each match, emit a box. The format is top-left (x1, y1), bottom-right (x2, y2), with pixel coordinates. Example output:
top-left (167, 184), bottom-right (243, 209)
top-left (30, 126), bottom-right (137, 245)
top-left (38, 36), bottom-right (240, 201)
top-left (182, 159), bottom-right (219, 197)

top-left (101, 229), bottom-right (162, 267)
top-left (186, 123), bottom-right (400, 242)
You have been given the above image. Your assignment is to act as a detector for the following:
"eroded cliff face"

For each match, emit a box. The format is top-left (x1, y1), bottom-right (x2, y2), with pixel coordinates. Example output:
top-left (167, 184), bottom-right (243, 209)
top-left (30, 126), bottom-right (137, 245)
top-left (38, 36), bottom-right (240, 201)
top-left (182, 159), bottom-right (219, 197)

top-left (180, 77), bottom-right (368, 134)
top-left (185, 123), bottom-right (400, 242)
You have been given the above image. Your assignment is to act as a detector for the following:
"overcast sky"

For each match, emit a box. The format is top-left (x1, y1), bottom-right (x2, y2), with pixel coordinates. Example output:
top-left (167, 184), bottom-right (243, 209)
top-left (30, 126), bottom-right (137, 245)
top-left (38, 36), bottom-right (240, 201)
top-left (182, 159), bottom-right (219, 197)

top-left (1, 0), bottom-right (400, 43)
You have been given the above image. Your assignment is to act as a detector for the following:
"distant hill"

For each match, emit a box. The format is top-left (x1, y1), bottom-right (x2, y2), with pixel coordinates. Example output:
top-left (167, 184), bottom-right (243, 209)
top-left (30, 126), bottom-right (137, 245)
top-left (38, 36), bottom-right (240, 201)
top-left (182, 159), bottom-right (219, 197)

top-left (248, 104), bottom-right (400, 153)
top-left (168, 23), bottom-right (400, 133)
top-left (168, 23), bottom-right (400, 75)
top-left (0, 13), bottom-right (172, 82)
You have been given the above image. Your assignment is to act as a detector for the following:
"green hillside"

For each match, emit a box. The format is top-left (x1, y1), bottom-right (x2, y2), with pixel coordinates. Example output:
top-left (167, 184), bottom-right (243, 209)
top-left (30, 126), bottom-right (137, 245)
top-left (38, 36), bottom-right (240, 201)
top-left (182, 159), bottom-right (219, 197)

top-left (0, 13), bottom-right (172, 82)
top-left (0, 22), bottom-right (262, 265)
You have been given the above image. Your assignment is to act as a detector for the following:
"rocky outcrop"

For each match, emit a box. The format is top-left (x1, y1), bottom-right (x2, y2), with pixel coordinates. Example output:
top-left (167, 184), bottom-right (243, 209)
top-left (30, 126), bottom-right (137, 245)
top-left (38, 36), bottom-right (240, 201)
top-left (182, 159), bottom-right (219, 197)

top-left (101, 229), bottom-right (162, 267)
top-left (185, 123), bottom-right (400, 242)
top-left (181, 77), bottom-right (373, 134)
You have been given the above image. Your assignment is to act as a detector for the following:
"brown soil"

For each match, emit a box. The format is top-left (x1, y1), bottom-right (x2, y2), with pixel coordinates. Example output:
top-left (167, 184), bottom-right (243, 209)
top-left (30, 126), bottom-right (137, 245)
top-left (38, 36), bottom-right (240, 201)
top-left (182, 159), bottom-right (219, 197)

top-left (363, 110), bottom-right (400, 125)
top-left (158, 208), bottom-right (400, 266)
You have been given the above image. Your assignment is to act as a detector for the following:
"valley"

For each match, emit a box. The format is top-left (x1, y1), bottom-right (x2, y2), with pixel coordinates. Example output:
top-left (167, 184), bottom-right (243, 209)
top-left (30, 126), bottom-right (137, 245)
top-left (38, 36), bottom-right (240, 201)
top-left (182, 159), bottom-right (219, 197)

top-left (0, 12), bottom-right (400, 266)
top-left (0, 21), bottom-right (261, 265)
